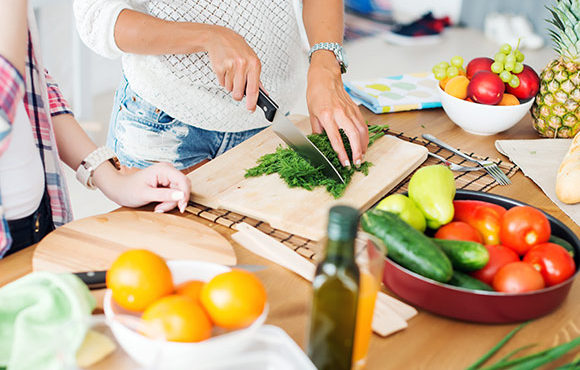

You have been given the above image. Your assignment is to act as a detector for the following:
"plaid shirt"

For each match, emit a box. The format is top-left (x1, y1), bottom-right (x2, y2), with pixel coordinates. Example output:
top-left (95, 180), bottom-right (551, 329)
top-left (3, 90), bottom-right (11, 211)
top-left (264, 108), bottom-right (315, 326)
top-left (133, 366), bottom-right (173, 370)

top-left (0, 31), bottom-right (74, 257)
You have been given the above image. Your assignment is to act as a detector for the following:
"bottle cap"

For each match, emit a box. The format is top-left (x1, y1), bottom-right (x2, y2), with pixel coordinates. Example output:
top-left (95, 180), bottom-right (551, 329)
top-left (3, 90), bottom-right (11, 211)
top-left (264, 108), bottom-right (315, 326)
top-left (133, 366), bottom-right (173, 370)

top-left (327, 205), bottom-right (360, 241)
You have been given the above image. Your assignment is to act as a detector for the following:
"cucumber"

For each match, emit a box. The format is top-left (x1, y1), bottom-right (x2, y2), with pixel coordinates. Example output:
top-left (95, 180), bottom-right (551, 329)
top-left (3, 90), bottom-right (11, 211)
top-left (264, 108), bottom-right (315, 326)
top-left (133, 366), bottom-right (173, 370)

top-left (432, 238), bottom-right (489, 272)
top-left (361, 209), bottom-right (453, 283)
top-left (448, 271), bottom-right (493, 291)
top-left (549, 235), bottom-right (576, 257)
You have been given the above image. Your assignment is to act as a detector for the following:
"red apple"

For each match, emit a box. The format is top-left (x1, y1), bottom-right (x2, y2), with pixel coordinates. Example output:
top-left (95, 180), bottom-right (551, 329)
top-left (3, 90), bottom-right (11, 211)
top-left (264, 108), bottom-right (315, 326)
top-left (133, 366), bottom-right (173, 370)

top-left (467, 71), bottom-right (505, 105)
top-left (506, 65), bottom-right (540, 101)
top-left (466, 57), bottom-right (494, 80)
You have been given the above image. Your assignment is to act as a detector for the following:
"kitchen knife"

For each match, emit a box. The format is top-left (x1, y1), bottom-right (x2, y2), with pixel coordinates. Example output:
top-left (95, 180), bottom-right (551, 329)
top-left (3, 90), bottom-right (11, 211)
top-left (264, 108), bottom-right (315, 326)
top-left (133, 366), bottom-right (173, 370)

top-left (256, 88), bottom-right (345, 184)
top-left (73, 264), bottom-right (267, 290)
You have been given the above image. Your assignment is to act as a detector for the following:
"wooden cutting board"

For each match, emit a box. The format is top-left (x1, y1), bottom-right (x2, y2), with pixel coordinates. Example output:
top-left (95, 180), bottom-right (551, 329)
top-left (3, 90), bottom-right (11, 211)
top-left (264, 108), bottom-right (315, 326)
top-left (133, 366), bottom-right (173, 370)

top-left (188, 116), bottom-right (428, 241)
top-left (33, 210), bottom-right (237, 272)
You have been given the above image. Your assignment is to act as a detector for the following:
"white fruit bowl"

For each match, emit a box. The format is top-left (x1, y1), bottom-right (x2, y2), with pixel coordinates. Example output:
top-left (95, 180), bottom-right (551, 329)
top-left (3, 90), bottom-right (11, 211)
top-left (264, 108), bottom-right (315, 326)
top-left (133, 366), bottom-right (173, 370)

top-left (437, 86), bottom-right (535, 135)
top-left (103, 260), bottom-right (268, 369)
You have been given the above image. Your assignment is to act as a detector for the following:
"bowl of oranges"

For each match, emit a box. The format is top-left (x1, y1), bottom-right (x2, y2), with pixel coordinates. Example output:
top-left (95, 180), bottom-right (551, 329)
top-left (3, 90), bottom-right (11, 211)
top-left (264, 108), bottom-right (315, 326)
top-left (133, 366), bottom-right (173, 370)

top-left (103, 249), bottom-right (268, 368)
top-left (433, 44), bottom-right (539, 136)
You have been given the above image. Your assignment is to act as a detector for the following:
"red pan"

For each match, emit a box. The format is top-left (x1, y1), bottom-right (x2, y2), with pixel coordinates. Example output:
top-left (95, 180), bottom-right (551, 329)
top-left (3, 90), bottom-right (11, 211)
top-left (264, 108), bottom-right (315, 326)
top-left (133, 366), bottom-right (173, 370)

top-left (382, 190), bottom-right (580, 324)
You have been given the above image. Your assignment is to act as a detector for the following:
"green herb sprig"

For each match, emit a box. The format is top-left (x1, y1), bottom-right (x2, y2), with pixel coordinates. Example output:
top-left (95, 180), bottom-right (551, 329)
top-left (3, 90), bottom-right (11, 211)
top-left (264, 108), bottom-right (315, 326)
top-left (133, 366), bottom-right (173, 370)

top-left (468, 321), bottom-right (580, 370)
top-left (245, 125), bottom-right (388, 198)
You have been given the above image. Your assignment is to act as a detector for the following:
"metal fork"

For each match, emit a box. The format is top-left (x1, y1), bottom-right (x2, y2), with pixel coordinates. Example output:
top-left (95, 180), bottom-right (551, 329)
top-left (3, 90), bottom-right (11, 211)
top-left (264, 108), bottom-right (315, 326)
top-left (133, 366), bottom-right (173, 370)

top-left (427, 152), bottom-right (483, 172)
top-left (422, 134), bottom-right (512, 185)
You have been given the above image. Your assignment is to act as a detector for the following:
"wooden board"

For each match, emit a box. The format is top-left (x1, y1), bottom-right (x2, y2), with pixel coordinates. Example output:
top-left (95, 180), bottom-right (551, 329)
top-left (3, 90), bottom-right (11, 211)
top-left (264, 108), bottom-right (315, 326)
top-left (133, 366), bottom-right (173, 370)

top-left (33, 210), bottom-right (237, 272)
top-left (188, 116), bottom-right (427, 241)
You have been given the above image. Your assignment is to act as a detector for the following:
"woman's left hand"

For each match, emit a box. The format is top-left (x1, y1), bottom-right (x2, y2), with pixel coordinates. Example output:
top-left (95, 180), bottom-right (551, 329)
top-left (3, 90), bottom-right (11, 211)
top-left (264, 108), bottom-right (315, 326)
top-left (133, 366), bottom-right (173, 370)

top-left (97, 162), bottom-right (191, 213)
top-left (306, 52), bottom-right (368, 168)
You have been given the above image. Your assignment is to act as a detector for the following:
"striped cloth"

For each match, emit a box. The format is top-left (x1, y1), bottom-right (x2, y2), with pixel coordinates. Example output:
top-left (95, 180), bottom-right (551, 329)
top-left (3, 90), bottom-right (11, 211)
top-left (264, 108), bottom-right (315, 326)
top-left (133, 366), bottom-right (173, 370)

top-left (0, 29), bottom-right (73, 257)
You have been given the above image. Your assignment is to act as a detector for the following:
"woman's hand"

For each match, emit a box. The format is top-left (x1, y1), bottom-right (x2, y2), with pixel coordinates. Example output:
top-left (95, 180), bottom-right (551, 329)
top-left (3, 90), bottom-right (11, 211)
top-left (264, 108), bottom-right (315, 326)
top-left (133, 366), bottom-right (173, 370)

top-left (96, 162), bottom-right (191, 213)
top-left (206, 25), bottom-right (262, 112)
top-left (306, 52), bottom-right (368, 168)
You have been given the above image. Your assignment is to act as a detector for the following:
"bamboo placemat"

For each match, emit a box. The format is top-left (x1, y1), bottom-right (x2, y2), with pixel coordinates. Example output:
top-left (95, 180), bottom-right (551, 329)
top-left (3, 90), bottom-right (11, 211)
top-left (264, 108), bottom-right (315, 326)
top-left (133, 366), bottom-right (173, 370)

top-left (186, 130), bottom-right (519, 261)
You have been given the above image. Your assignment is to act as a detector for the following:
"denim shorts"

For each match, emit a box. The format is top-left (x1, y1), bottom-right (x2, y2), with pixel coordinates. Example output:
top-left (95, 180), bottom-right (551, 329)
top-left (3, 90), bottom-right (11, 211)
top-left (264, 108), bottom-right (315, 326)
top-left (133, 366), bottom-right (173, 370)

top-left (107, 76), bottom-right (265, 170)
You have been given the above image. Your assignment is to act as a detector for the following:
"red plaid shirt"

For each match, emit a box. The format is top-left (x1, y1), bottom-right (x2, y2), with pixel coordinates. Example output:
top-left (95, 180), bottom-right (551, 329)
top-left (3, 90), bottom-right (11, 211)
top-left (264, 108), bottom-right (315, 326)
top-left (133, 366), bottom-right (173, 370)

top-left (0, 31), bottom-right (73, 257)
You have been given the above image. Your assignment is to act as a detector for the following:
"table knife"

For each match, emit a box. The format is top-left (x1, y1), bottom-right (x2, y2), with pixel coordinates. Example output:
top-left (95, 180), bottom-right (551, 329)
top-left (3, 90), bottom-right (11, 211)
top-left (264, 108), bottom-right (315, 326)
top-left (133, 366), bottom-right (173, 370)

top-left (256, 88), bottom-right (345, 184)
top-left (73, 264), bottom-right (266, 290)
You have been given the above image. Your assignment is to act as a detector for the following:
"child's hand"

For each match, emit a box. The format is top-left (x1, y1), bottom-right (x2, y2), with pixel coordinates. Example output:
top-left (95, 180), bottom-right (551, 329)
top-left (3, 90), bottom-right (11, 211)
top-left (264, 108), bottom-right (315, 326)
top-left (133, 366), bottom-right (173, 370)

top-left (98, 162), bottom-right (191, 213)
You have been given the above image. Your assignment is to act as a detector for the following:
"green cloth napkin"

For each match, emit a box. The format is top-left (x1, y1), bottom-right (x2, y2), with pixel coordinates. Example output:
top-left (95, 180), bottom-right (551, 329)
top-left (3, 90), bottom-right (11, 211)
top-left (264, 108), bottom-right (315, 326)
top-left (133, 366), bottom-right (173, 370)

top-left (0, 272), bottom-right (96, 370)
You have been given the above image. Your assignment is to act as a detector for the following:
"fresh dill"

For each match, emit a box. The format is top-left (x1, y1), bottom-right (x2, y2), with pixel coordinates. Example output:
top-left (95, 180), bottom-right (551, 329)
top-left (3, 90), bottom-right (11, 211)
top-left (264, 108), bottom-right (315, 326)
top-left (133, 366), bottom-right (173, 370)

top-left (245, 125), bottom-right (388, 198)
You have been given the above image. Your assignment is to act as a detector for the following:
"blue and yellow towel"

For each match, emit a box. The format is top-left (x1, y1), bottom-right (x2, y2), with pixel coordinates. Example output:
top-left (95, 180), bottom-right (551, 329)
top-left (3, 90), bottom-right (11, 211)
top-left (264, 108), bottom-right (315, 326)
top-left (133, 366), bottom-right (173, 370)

top-left (344, 72), bottom-right (442, 114)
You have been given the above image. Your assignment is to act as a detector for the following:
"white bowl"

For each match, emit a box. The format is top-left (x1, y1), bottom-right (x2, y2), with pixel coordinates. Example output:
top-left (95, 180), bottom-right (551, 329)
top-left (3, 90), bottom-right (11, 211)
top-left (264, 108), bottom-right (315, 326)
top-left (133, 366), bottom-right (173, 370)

top-left (437, 85), bottom-right (535, 136)
top-left (103, 260), bottom-right (268, 369)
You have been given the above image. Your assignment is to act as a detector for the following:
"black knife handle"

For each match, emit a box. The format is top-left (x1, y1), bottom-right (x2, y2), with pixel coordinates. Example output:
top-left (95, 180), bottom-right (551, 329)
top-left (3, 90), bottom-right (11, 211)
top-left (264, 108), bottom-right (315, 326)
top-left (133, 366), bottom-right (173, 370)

top-left (74, 270), bottom-right (107, 290)
top-left (256, 88), bottom-right (278, 122)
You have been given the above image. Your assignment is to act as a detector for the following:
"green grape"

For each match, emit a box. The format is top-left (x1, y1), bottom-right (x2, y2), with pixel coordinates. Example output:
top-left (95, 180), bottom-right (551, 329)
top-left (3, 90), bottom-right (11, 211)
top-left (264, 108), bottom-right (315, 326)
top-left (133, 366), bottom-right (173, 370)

top-left (509, 75), bottom-right (520, 88)
top-left (434, 70), bottom-right (447, 80)
top-left (504, 62), bottom-right (515, 72)
top-left (494, 52), bottom-right (506, 63)
top-left (515, 50), bottom-right (525, 62)
top-left (491, 62), bottom-right (504, 73)
top-left (500, 43), bottom-right (512, 54)
top-left (450, 56), bottom-right (464, 68)
top-left (500, 71), bottom-right (512, 82)
top-left (513, 62), bottom-right (524, 74)
top-left (446, 66), bottom-right (459, 78)
top-left (437, 61), bottom-right (450, 69)
top-left (433, 65), bottom-right (446, 75)
top-left (505, 53), bottom-right (516, 64)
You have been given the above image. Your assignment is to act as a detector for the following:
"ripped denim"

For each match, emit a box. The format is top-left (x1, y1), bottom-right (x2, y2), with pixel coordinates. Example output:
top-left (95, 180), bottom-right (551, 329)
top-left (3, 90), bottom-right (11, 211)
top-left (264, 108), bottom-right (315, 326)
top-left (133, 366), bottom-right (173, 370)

top-left (107, 75), bottom-right (265, 170)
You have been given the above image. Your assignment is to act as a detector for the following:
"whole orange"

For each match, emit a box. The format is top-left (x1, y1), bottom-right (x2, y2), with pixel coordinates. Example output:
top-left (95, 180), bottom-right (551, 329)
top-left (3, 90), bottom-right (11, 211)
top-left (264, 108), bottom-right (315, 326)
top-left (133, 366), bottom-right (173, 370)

top-left (175, 280), bottom-right (205, 304)
top-left (142, 295), bottom-right (212, 342)
top-left (200, 270), bottom-right (267, 330)
top-left (106, 249), bottom-right (173, 312)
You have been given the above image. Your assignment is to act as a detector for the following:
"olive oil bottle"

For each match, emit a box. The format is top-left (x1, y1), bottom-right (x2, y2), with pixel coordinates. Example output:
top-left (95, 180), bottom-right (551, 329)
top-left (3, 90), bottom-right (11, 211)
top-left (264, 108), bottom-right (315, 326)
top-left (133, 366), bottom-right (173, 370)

top-left (307, 205), bottom-right (360, 370)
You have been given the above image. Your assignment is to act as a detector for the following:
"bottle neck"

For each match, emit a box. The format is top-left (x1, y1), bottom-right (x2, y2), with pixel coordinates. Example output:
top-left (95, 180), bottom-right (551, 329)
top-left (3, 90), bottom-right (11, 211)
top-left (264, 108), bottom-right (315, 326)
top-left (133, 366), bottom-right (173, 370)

top-left (324, 237), bottom-right (355, 264)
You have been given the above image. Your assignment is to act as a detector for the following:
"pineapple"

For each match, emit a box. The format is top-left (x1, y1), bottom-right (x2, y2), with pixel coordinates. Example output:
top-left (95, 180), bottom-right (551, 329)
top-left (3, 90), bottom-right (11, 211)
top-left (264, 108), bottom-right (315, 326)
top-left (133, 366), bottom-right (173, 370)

top-left (531, 0), bottom-right (580, 138)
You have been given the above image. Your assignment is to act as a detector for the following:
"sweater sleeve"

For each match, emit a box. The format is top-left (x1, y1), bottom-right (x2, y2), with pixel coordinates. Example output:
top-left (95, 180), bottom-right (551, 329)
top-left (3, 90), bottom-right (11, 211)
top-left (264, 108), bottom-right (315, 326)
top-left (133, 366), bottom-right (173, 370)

top-left (73, 0), bottom-right (138, 59)
top-left (0, 55), bottom-right (25, 156)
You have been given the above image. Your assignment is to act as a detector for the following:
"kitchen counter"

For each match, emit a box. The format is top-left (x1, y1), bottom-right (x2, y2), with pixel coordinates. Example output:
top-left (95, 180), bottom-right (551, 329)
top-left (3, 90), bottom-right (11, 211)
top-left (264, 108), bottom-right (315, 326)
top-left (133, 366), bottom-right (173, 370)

top-left (1, 105), bottom-right (579, 369)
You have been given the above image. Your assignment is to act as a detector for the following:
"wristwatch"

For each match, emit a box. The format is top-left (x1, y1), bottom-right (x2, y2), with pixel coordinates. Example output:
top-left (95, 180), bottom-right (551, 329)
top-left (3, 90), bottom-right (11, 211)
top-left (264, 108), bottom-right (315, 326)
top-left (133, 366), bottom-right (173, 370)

top-left (308, 42), bottom-right (349, 74)
top-left (76, 146), bottom-right (121, 189)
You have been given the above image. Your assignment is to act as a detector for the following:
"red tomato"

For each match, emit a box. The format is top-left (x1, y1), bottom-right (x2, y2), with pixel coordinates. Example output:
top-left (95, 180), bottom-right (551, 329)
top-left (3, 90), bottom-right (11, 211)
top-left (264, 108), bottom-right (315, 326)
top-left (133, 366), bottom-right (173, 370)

top-left (499, 206), bottom-right (551, 255)
top-left (492, 262), bottom-right (545, 293)
top-left (434, 221), bottom-right (483, 243)
top-left (523, 243), bottom-right (576, 286)
top-left (471, 245), bottom-right (519, 285)
top-left (453, 201), bottom-right (506, 245)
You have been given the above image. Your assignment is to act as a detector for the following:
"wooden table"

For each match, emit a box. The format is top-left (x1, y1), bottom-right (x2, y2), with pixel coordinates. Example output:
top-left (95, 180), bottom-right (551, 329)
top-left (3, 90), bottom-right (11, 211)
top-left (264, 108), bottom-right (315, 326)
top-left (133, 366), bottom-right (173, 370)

top-left (1, 108), bottom-right (579, 369)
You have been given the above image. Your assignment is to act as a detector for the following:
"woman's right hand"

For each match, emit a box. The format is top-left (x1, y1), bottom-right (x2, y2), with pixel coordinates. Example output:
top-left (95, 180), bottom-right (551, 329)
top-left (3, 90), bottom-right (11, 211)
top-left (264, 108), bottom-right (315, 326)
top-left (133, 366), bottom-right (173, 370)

top-left (206, 25), bottom-right (262, 112)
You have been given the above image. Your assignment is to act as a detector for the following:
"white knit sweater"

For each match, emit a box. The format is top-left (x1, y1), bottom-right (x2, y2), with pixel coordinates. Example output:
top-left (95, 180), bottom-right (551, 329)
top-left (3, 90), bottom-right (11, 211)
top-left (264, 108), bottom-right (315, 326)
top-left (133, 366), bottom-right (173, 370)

top-left (73, 0), bottom-right (307, 132)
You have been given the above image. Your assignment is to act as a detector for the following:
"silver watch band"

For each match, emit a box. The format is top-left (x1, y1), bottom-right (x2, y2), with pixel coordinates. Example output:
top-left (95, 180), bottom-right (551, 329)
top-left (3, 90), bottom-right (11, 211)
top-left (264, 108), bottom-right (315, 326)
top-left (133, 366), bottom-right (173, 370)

top-left (308, 42), bottom-right (348, 74)
top-left (76, 147), bottom-right (121, 189)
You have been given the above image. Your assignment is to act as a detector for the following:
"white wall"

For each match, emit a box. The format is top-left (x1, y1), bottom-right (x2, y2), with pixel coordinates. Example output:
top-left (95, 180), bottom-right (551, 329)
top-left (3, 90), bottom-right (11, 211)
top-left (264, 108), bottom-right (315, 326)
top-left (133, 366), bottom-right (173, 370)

top-left (33, 0), bottom-right (122, 120)
top-left (389, 0), bottom-right (463, 24)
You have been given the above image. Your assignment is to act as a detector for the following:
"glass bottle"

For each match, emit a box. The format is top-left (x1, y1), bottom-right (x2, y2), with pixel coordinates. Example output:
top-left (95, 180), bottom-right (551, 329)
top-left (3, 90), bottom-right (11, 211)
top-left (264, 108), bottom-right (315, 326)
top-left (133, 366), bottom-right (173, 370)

top-left (307, 205), bottom-right (360, 370)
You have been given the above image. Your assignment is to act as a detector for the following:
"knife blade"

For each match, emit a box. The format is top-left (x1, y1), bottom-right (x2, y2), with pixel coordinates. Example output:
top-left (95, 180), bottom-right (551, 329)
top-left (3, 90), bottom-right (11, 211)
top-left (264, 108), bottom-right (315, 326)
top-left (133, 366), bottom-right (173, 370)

top-left (73, 264), bottom-right (267, 290)
top-left (256, 88), bottom-right (345, 184)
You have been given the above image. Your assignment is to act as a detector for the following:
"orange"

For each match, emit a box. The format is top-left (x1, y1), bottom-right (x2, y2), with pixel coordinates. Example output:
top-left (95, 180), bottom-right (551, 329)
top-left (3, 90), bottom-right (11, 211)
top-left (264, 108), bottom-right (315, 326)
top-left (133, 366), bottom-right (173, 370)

top-left (200, 270), bottom-right (267, 330)
top-left (444, 76), bottom-right (470, 100)
top-left (439, 77), bottom-right (450, 90)
top-left (106, 249), bottom-right (173, 312)
top-left (175, 280), bottom-right (205, 304)
top-left (142, 294), bottom-right (212, 342)
top-left (498, 93), bottom-right (520, 106)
